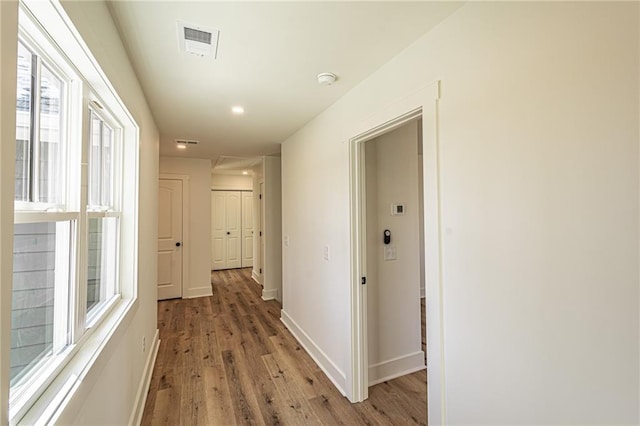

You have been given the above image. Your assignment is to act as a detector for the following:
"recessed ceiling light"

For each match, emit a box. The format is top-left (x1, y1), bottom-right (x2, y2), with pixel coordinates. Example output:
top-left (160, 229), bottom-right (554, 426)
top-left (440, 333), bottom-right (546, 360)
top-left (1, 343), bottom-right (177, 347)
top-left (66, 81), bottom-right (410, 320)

top-left (231, 106), bottom-right (244, 115)
top-left (177, 143), bottom-right (187, 149)
top-left (242, 171), bottom-right (249, 175)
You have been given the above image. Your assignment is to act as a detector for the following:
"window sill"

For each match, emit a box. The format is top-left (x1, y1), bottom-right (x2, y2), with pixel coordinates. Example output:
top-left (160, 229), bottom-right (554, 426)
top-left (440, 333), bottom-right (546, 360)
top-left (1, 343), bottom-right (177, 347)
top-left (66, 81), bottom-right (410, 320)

top-left (12, 296), bottom-right (138, 425)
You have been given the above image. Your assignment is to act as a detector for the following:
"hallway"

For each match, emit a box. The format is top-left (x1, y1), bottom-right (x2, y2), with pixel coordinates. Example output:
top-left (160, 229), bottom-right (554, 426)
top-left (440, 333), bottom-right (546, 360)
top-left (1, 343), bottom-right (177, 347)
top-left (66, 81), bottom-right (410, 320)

top-left (141, 268), bottom-right (427, 425)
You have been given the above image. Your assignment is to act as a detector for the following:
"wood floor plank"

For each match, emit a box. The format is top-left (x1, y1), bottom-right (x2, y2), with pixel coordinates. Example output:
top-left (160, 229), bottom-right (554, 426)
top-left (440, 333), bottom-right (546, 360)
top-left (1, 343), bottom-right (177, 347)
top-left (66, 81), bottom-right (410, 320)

top-left (222, 349), bottom-right (265, 425)
top-left (141, 268), bottom-right (427, 425)
top-left (203, 366), bottom-right (237, 425)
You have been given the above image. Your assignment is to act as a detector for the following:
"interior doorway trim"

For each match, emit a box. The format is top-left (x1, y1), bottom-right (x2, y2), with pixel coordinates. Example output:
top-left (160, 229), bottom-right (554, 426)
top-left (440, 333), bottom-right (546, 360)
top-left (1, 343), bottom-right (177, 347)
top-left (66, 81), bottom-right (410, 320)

top-left (159, 173), bottom-right (190, 298)
top-left (348, 81), bottom-right (445, 424)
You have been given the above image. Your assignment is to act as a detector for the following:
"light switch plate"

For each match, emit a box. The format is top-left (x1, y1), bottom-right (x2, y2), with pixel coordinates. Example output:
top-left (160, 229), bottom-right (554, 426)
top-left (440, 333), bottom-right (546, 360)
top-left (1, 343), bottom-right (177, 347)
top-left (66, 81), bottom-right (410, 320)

top-left (384, 245), bottom-right (397, 261)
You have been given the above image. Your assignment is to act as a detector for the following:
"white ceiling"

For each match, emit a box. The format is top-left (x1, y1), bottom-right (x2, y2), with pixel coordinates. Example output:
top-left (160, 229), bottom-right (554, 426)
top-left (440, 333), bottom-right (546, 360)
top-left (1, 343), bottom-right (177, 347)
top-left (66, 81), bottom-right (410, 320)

top-left (108, 1), bottom-right (463, 164)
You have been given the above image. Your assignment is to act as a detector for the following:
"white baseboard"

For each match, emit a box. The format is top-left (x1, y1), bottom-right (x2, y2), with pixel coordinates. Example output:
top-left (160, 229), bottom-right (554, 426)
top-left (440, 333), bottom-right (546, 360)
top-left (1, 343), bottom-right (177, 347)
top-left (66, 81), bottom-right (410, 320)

top-left (280, 310), bottom-right (346, 396)
top-left (251, 270), bottom-right (262, 285)
top-left (129, 329), bottom-right (160, 426)
top-left (262, 288), bottom-right (278, 301)
top-left (368, 351), bottom-right (426, 386)
top-left (184, 285), bottom-right (213, 299)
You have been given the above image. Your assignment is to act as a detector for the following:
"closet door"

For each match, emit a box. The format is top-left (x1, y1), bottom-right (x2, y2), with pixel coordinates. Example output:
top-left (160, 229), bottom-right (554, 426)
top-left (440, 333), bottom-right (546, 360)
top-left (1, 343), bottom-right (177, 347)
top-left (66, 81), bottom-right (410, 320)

top-left (212, 191), bottom-right (242, 270)
top-left (211, 191), bottom-right (228, 270)
top-left (241, 191), bottom-right (253, 267)
top-left (224, 192), bottom-right (242, 269)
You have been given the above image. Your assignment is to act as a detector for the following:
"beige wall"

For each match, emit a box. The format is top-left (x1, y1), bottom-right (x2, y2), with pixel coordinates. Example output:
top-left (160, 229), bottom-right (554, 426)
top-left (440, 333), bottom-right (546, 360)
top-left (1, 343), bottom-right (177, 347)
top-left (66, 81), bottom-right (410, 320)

top-left (0, 1), bottom-right (18, 422)
top-left (263, 156), bottom-right (282, 301)
top-left (281, 2), bottom-right (639, 423)
top-left (365, 121), bottom-right (423, 383)
top-left (160, 157), bottom-right (212, 298)
top-left (211, 172), bottom-right (253, 191)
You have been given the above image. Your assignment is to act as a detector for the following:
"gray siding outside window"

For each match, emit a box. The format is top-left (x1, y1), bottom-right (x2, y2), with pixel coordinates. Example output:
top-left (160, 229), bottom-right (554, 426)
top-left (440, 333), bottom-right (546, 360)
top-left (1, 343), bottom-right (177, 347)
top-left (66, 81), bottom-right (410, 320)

top-left (11, 223), bottom-right (55, 383)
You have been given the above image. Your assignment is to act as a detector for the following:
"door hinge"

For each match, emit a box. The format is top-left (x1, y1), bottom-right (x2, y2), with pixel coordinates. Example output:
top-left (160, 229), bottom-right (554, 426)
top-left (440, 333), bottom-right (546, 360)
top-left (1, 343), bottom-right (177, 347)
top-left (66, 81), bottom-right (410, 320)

top-left (260, 268), bottom-right (262, 274)
top-left (259, 231), bottom-right (262, 236)
top-left (259, 194), bottom-right (262, 199)
top-left (361, 277), bottom-right (366, 285)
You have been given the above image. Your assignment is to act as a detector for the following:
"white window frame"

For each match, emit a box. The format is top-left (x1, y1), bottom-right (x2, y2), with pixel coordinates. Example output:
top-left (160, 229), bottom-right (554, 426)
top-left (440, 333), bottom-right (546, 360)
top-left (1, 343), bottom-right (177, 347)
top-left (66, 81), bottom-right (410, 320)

top-left (13, 20), bottom-right (78, 213)
top-left (84, 105), bottom-right (123, 325)
top-left (8, 2), bottom-right (140, 424)
top-left (9, 16), bottom-right (82, 418)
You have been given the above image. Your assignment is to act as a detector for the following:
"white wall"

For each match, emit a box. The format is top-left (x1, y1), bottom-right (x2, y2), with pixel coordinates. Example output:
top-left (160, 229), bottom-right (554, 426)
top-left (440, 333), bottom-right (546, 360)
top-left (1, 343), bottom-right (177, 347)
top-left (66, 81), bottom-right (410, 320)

top-left (365, 121), bottom-right (423, 384)
top-left (281, 2), bottom-right (639, 424)
top-left (160, 157), bottom-right (212, 298)
top-left (211, 172), bottom-right (253, 191)
top-left (0, 2), bottom-right (19, 422)
top-left (262, 156), bottom-right (282, 301)
top-left (51, 1), bottom-right (159, 424)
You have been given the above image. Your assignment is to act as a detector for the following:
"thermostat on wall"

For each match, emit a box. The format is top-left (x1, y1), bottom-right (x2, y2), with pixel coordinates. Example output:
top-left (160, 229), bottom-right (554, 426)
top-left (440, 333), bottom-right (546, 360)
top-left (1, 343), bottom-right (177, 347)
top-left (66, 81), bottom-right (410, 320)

top-left (391, 203), bottom-right (405, 216)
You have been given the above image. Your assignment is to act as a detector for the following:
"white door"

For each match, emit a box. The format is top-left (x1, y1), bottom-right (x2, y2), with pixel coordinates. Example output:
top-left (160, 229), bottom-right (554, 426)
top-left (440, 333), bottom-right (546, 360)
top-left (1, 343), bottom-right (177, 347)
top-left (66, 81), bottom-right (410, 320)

top-left (212, 191), bottom-right (227, 270)
top-left (212, 191), bottom-right (242, 270)
top-left (225, 192), bottom-right (242, 268)
top-left (158, 179), bottom-right (183, 300)
top-left (259, 182), bottom-right (265, 281)
top-left (241, 191), bottom-right (253, 267)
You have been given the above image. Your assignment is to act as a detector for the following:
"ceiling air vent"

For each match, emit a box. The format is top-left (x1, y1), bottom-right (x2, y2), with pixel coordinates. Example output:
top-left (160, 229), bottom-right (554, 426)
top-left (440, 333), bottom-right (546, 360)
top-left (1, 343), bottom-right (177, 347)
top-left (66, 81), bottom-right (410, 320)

top-left (177, 21), bottom-right (219, 58)
top-left (175, 139), bottom-right (200, 145)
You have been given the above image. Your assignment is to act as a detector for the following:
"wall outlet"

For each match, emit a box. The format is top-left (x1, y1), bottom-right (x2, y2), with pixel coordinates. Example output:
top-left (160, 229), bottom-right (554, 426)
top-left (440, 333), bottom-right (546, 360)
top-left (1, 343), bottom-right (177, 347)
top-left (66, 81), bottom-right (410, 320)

top-left (284, 235), bottom-right (290, 247)
top-left (323, 245), bottom-right (330, 261)
top-left (142, 336), bottom-right (146, 353)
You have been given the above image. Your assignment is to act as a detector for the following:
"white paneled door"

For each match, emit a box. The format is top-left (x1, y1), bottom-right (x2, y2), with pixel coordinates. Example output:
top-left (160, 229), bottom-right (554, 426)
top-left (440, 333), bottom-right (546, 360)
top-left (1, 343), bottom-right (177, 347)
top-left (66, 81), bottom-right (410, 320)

top-left (212, 191), bottom-right (246, 270)
top-left (158, 179), bottom-right (183, 300)
top-left (242, 191), bottom-right (254, 267)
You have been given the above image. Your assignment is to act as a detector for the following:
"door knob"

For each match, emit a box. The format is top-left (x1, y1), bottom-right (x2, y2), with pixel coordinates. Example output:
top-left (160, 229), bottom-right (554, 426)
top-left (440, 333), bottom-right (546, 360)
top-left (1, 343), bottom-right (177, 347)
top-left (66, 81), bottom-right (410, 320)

top-left (175, 242), bottom-right (181, 247)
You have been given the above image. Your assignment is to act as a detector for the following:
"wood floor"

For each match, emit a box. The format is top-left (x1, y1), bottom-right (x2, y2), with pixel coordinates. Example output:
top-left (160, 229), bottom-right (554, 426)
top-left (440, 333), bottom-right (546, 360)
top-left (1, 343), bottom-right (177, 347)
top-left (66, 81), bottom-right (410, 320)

top-left (142, 268), bottom-right (427, 425)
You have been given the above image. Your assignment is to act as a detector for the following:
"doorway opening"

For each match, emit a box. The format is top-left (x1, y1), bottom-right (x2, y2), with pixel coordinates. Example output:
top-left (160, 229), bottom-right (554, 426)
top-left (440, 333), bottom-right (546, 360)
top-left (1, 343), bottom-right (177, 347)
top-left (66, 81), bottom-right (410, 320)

top-left (363, 118), bottom-right (426, 388)
top-left (348, 83), bottom-right (444, 421)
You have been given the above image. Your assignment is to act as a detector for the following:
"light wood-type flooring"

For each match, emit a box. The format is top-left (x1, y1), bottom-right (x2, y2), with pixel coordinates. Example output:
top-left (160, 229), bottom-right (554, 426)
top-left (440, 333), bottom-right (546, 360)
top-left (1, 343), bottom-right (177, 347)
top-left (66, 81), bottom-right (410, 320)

top-left (142, 268), bottom-right (427, 425)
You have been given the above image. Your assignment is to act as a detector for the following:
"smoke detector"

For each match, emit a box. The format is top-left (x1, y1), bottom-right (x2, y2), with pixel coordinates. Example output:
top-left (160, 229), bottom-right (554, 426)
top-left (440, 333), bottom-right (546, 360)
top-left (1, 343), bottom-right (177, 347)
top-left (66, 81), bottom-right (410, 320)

top-left (177, 21), bottom-right (219, 58)
top-left (317, 72), bottom-right (337, 86)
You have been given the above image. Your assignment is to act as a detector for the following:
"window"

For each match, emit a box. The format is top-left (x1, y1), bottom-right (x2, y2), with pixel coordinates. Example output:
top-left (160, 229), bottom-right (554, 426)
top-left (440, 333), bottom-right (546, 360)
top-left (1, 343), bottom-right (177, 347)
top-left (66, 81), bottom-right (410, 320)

top-left (11, 221), bottom-right (71, 386)
top-left (86, 110), bottom-right (120, 319)
top-left (11, 35), bottom-right (76, 406)
top-left (88, 111), bottom-right (113, 208)
top-left (9, 3), bottom-right (138, 421)
top-left (14, 40), bottom-right (66, 207)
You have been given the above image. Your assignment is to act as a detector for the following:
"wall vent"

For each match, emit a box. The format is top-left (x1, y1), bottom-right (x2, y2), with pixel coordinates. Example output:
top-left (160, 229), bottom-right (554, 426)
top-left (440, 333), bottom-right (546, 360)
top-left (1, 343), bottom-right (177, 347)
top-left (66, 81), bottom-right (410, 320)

top-left (175, 139), bottom-right (200, 145)
top-left (177, 21), bottom-right (219, 58)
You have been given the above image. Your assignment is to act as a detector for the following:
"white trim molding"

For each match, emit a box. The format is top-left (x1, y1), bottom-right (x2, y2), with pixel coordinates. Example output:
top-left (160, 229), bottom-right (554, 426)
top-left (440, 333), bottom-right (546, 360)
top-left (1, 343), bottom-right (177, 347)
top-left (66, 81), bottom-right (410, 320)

top-left (185, 286), bottom-right (213, 299)
top-left (368, 351), bottom-right (426, 386)
top-left (280, 310), bottom-right (346, 396)
top-left (261, 288), bottom-right (278, 301)
top-left (128, 329), bottom-right (160, 426)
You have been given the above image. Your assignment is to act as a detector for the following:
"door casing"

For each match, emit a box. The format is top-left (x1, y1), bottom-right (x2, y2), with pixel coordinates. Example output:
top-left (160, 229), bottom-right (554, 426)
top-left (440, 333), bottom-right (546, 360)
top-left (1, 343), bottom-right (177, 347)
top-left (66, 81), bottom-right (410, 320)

top-left (348, 81), bottom-right (444, 424)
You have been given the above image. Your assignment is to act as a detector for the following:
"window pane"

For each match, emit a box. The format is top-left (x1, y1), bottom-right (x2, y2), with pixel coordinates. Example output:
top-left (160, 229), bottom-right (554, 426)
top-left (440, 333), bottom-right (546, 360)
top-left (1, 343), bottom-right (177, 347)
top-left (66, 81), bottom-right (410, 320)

top-left (38, 65), bottom-right (63, 204)
top-left (87, 217), bottom-right (118, 315)
top-left (15, 42), bottom-right (33, 202)
top-left (11, 221), bottom-right (71, 389)
top-left (88, 113), bottom-right (102, 207)
top-left (101, 125), bottom-right (112, 207)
